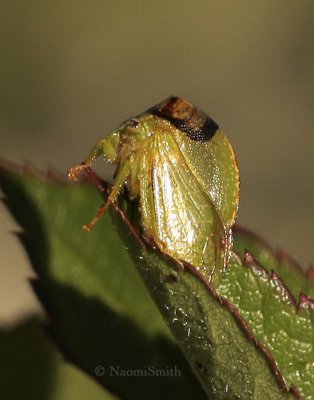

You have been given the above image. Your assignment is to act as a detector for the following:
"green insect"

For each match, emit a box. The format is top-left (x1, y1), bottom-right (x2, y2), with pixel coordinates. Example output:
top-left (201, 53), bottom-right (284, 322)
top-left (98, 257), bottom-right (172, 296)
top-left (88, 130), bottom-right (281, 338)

top-left (68, 96), bottom-right (239, 280)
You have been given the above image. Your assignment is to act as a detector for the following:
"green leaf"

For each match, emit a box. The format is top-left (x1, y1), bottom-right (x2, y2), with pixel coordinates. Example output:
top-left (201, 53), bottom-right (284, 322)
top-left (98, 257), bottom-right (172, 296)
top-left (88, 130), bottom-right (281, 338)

top-left (128, 248), bottom-right (293, 399)
top-left (0, 317), bottom-right (114, 400)
top-left (1, 164), bottom-right (313, 399)
top-left (0, 164), bottom-right (205, 400)
top-left (233, 225), bottom-right (314, 299)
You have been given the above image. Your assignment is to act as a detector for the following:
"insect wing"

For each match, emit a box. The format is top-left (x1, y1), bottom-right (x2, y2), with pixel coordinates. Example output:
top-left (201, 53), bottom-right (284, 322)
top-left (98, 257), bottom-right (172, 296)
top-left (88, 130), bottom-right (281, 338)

top-left (144, 132), bottom-right (224, 275)
top-left (172, 128), bottom-right (239, 232)
top-left (149, 96), bottom-right (239, 232)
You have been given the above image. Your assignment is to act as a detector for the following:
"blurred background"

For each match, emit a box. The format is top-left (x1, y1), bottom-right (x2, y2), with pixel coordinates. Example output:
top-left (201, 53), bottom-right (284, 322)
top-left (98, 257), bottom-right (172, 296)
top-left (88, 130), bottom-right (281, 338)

top-left (0, 0), bottom-right (313, 397)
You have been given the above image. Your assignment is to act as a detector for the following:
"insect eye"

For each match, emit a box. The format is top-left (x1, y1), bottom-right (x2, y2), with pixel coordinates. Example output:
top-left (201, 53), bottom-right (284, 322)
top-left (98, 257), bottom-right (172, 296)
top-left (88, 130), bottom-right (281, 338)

top-left (127, 119), bottom-right (141, 131)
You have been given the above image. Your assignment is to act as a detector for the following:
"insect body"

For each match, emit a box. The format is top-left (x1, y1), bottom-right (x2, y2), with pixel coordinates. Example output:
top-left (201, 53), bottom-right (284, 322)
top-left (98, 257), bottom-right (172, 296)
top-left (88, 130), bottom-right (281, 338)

top-left (68, 96), bottom-right (239, 279)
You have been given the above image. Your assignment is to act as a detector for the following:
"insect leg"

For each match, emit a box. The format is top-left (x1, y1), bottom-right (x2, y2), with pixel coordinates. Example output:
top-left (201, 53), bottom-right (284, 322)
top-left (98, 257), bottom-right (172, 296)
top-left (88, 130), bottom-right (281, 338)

top-left (82, 166), bottom-right (146, 247)
top-left (83, 159), bottom-right (131, 231)
top-left (83, 165), bottom-right (111, 195)
top-left (68, 135), bottom-right (119, 181)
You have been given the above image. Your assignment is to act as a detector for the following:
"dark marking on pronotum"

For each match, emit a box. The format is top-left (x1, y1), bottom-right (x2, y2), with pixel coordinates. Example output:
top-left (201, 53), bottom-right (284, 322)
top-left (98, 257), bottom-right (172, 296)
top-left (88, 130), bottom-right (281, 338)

top-left (149, 96), bottom-right (219, 142)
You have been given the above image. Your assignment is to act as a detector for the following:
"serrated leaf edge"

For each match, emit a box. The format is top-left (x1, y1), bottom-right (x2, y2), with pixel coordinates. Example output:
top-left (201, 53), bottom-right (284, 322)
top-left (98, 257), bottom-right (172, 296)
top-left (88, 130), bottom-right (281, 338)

top-left (234, 225), bottom-right (314, 282)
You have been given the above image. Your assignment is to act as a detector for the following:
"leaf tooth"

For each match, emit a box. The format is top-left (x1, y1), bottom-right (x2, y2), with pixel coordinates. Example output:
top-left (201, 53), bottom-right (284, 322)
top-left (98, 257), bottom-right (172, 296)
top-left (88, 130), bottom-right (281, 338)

top-left (0, 158), bottom-right (22, 174)
top-left (270, 271), bottom-right (297, 307)
top-left (11, 230), bottom-right (29, 254)
top-left (243, 250), bottom-right (255, 265)
top-left (22, 162), bottom-right (36, 176)
top-left (235, 225), bottom-right (312, 286)
top-left (28, 276), bottom-right (40, 286)
top-left (243, 250), bottom-right (269, 281)
top-left (45, 166), bottom-right (66, 182)
top-left (0, 158), bottom-right (67, 183)
top-left (243, 251), bottom-right (299, 308)
top-left (19, 161), bottom-right (47, 178)
top-left (11, 229), bottom-right (26, 239)
top-left (298, 292), bottom-right (314, 311)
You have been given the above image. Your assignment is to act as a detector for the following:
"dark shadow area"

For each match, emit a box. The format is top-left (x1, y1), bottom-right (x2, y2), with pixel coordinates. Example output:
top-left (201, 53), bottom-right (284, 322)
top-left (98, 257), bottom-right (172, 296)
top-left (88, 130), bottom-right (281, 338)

top-left (0, 317), bottom-right (56, 400)
top-left (33, 281), bottom-right (204, 399)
